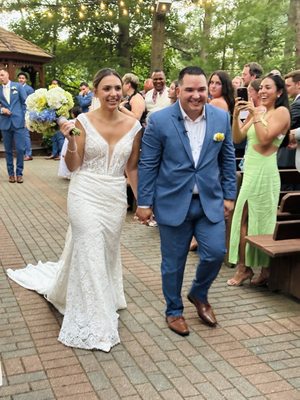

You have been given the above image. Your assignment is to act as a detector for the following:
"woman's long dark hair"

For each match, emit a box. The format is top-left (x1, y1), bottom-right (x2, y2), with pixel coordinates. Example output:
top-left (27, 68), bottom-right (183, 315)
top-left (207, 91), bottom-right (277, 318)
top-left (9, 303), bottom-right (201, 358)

top-left (264, 73), bottom-right (290, 146)
top-left (264, 73), bottom-right (290, 110)
top-left (208, 70), bottom-right (235, 116)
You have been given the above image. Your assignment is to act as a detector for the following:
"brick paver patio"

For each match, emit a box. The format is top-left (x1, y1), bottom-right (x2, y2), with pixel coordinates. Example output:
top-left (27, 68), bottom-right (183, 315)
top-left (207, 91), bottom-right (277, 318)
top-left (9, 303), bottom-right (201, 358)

top-left (0, 157), bottom-right (299, 400)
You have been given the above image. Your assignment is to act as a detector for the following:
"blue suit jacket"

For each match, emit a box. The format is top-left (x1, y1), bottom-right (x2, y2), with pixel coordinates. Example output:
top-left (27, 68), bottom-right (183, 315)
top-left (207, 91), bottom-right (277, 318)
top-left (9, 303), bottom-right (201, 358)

top-left (76, 91), bottom-right (93, 113)
top-left (23, 84), bottom-right (34, 96)
top-left (138, 102), bottom-right (237, 226)
top-left (0, 81), bottom-right (27, 130)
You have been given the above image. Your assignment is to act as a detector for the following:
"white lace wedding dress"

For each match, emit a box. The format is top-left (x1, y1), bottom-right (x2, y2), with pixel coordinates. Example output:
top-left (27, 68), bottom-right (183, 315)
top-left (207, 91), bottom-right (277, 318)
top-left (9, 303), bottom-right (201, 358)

top-left (7, 113), bottom-right (141, 352)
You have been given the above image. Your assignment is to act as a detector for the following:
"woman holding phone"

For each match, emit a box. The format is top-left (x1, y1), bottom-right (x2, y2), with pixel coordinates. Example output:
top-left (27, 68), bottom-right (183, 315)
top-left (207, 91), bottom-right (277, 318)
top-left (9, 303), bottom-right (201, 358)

top-left (227, 74), bottom-right (290, 287)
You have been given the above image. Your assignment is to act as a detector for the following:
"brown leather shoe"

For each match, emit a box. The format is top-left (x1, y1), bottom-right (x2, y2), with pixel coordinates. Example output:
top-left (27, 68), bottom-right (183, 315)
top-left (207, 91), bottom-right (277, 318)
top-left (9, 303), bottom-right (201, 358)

top-left (187, 294), bottom-right (217, 327)
top-left (9, 175), bottom-right (15, 183)
top-left (166, 315), bottom-right (189, 336)
top-left (16, 176), bottom-right (23, 183)
top-left (24, 155), bottom-right (33, 161)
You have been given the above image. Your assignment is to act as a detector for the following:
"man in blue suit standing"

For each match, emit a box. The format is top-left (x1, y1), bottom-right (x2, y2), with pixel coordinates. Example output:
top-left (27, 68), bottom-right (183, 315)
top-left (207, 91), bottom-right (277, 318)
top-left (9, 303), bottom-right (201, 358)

top-left (137, 66), bottom-right (236, 336)
top-left (0, 69), bottom-right (27, 183)
top-left (17, 72), bottom-right (34, 161)
top-left (76, 82), bottom-right (93, 113)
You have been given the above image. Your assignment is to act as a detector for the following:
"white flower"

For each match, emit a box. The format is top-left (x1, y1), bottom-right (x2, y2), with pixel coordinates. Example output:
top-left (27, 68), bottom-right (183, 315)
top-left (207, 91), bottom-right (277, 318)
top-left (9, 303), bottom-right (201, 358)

top-left (213, 132), bottom-right (225, 142)
top-left (46, 87), bottom-right (69, 109)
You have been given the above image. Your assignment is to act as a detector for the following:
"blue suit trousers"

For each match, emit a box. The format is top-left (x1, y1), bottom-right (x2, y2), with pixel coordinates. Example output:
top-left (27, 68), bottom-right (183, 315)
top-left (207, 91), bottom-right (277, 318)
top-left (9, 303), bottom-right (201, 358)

top-left (2, 127), bottom-right (26, 176)
top-left (158, 197), bottom-right (226, 317)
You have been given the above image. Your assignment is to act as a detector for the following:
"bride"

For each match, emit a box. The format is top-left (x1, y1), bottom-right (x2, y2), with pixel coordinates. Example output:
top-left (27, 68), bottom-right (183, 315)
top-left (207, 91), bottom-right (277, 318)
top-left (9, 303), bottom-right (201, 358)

top-left (7, 68), bottom-right (142, 352)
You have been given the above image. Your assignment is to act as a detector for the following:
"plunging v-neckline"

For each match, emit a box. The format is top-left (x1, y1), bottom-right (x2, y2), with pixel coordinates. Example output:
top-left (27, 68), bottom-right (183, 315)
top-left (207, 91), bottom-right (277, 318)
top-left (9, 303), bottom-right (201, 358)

top-left (84, 114), bottom-right (138, 168)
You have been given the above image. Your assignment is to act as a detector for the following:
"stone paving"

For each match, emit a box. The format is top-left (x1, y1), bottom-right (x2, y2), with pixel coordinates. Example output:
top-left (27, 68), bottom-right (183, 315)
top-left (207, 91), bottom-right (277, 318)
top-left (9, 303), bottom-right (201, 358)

top-left (0, 156), bottom-right (300, 400)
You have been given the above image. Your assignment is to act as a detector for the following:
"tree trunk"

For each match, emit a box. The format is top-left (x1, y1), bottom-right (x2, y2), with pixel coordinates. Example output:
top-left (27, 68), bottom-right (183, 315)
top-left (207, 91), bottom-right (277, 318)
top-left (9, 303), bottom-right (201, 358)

top-left (150, 12), bottom-right (166, 71)
top-left (117, 1), bottom-right (131, 71)
top-left (295, 0), bottom-right (300, 68)
top-left (283, 0), bottom-right (296, 72)
top-left (199, 3), bottom-right (213, 62)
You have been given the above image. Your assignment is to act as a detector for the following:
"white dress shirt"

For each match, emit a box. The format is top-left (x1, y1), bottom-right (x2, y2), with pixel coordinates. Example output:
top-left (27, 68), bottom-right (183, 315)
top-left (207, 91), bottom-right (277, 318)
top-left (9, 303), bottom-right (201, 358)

top-left (179, 101), bottom-right (206, 194)
top-left (2, 81), bottom-right (11, 104)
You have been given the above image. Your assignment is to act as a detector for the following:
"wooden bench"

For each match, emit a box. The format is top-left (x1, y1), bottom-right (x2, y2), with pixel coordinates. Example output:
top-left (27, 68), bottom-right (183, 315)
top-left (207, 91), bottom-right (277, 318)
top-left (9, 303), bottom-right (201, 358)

top-left (245, 193), bottom-right (300, 300)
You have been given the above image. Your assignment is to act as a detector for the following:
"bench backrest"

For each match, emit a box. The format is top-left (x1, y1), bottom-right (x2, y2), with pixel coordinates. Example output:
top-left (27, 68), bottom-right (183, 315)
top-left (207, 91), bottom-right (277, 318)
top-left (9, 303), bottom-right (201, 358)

top-left (279, 192), bottom-right (300, 214)
top-left (273, 220), bottom-right (300, 240)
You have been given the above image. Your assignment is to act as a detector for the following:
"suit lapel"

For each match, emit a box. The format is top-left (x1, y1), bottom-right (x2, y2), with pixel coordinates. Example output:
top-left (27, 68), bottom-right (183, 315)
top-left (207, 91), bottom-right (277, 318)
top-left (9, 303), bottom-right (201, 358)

top-left (171, 104), bottom-right (194, 165)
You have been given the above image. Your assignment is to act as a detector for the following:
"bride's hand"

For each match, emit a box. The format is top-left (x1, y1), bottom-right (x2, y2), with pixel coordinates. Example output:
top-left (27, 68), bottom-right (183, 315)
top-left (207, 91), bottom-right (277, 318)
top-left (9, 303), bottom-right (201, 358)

top-left (60, 121), bottom-right (76, 139)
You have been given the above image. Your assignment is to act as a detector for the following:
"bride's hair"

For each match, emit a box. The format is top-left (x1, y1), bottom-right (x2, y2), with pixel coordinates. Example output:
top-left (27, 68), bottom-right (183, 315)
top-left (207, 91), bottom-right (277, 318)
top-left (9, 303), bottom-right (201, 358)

top-left (93, 68), bottom-right (122, 88)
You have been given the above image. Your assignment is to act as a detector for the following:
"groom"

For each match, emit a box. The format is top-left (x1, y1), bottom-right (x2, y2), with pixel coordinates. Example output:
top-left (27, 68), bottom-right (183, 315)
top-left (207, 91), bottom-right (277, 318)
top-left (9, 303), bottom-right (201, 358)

top-left (0, 69), bottom-right (27, 183)
top-left (137, 66), bottom-right (236, 336)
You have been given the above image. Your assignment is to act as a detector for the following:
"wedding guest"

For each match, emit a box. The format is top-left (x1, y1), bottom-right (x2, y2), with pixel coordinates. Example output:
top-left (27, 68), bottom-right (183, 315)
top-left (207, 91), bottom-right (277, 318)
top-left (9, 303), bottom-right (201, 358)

top-left (227, 74), bottom-right (290, 287)
top-left (144, 69), bottom-right (170, 117)
top-left (7, 68), bottom-right (142, 352)
top-left (76, 82), bottom-right (93, 113)
top-left (119, 73), bottom-right (146, 123)
top-left (242, 62), bottom-right (263, 87)
top-left (232, 75), bottom-right (243, 91)
top-left (168, 80), bottom-right (178, 104)
top-left (17, 72), bottom-right (34, 161)
top-left (208, 70), bottom-right (235, 116)
top-left (141, 78), bottom-right (154, 98)
top-left (137, 66), bottom-right (236, 335)
top-left (0, 68), bottom-right (27, 183)
top-left (277, 70), bottom-right (300, 173)
top-left (45, 130), bottom-right (65, 160)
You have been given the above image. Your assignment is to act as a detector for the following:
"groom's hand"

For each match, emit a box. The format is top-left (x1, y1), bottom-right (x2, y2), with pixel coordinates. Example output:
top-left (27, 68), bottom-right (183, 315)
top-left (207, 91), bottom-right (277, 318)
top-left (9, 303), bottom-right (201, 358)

top-left (224, 200), bottom-right (235, 219)
top-left (136, 207), bottom-right (153, 224)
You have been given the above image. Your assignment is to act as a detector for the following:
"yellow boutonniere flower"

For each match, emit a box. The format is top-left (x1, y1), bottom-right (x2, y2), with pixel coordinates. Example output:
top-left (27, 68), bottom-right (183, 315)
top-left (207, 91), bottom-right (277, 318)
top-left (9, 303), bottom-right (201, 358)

top-left (213, 132), bottom-right (225, 142)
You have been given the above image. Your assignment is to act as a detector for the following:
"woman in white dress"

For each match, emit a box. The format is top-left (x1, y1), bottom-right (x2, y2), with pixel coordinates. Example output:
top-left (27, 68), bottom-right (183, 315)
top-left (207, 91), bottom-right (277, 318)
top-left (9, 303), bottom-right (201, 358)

top-left (7, 68), bottom-right (142, 352)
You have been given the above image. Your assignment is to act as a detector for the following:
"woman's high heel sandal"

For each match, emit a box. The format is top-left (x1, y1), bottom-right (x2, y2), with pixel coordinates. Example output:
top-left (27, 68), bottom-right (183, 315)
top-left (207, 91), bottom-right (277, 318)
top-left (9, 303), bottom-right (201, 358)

top-left (250, 275), bottom-right (269, 287)
top-left (227, 267), bottom-right (254, 287)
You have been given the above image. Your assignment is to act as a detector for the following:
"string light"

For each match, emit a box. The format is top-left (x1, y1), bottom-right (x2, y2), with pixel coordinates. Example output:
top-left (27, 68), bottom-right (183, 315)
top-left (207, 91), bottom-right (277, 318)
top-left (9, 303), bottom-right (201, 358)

top-left (79, 11), bottom-right (84, 18)
top-left (80, 4), bottom-right (86, 10)
top-left (95, 10), bottom-right (99, 16)
top-left (120, 0), bottom-right (125, 6)
top-left (122, 8), bottom-right (128, 16)
top-left (108, 10), bottom-right (113, 16)
top-left (100, 1), bottom-right (105, 10)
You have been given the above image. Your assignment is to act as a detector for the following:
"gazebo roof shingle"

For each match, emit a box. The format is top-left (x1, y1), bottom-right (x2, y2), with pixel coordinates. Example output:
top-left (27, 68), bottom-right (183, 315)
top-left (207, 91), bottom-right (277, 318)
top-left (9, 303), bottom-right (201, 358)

top-left (0, 27), bottom-right (52, 60)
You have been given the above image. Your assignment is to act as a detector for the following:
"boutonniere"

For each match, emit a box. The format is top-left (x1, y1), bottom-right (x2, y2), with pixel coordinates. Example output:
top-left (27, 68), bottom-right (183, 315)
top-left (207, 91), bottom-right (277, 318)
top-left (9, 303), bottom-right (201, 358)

top-left (11, 86), bottom-right (18, 94)
top-left (213, 132), bottom-right (225, 142)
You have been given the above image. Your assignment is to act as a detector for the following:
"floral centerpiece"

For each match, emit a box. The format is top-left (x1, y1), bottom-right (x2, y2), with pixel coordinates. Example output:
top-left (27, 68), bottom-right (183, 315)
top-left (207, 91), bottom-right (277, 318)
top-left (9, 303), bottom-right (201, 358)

top-left (25, 87), bottom-right (80, 137)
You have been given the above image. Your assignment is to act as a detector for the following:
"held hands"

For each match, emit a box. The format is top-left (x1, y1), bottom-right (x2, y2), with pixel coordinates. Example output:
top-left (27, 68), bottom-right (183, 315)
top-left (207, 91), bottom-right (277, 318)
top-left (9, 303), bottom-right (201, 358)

top-left (224, 200), bottom-right (235, 219)
top-left (135, 207), bottom-right (153, 224)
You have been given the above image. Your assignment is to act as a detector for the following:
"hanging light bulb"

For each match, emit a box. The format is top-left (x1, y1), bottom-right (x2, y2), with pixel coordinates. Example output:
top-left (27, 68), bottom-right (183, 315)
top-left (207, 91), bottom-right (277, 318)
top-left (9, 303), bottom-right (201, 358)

top-left (100, 1), bottom-right (105, 10)
top-left (136, 6), bottom-right (140, 13)
top-left (95, 10), bottom-right (99, 16)
top-left (79, 11), bottom-right (84, 18)
top-left (122, 8), bottom-right (128, 16)
top-left (108, 10), bottom-right (113, 16)
top-left (120, 0), bottom-right (125, 6)
top-left (81, 4), bottom-right (86, 10)
top-left (47, 11), bottom-right (52, 18)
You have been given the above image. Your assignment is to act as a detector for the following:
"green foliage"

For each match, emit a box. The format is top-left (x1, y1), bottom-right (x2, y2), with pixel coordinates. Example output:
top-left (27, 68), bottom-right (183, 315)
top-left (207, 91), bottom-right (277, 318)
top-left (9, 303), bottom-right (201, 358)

top-left (4, 0), bottom-right (298, 84)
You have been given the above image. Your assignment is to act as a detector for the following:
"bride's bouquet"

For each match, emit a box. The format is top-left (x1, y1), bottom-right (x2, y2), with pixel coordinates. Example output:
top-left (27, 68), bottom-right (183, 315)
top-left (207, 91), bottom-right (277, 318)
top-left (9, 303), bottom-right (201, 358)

top-left (25, 87), bottom-right (80, 137)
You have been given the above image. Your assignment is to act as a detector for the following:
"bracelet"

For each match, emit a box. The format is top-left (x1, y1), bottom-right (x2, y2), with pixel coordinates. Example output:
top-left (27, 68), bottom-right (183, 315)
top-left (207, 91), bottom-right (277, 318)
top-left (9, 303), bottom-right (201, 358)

top-left (66, 144), bottom-right (77, 153)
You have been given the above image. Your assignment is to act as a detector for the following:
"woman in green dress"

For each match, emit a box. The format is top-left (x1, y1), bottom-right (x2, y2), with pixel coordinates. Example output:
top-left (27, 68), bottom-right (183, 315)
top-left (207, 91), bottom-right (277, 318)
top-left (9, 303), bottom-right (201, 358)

top-left (227, 74), bottom-right (290, 286)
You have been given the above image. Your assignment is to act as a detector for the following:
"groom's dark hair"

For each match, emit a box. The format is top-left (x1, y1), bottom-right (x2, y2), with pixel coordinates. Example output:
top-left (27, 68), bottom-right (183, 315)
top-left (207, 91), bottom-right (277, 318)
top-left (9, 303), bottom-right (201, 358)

top-left (178, 66), bottom-right (206, 84)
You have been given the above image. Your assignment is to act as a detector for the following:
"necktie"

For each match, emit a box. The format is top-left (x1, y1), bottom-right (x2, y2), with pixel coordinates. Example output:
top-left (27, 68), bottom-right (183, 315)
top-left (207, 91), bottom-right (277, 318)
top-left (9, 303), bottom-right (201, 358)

top-left (3, 85), bottom-right (10, 104)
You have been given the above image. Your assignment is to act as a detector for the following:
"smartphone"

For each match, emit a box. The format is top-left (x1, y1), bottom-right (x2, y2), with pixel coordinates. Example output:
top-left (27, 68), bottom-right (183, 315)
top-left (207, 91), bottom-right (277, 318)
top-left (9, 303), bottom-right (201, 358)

top-left (237, 87), bottom-right (248, 102)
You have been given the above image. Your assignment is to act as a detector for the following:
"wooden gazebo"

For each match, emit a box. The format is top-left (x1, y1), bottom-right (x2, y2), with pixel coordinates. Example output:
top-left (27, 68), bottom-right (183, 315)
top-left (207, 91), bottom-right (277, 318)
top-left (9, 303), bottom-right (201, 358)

top-left (0, 27), bottom-right (53, 88)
